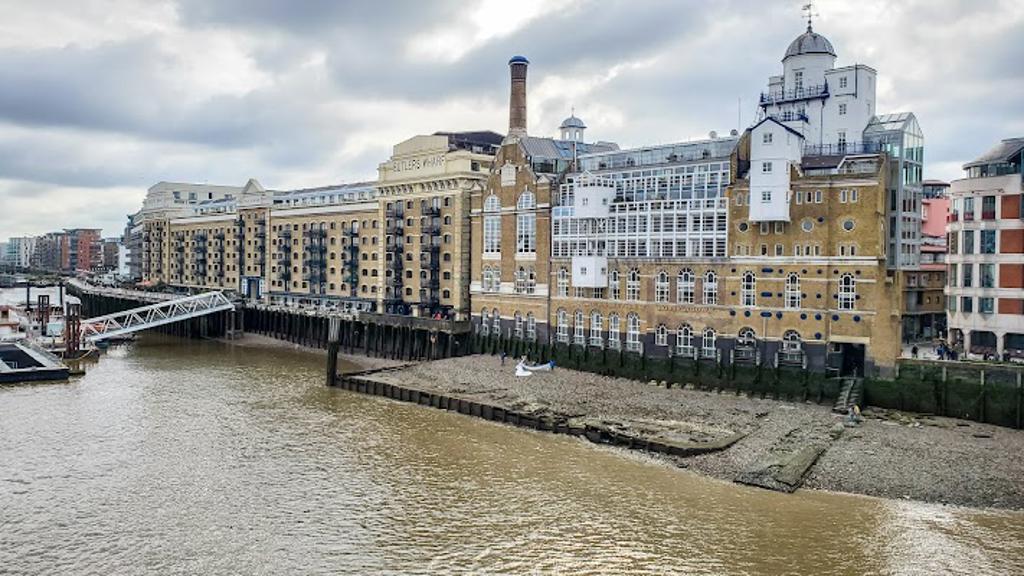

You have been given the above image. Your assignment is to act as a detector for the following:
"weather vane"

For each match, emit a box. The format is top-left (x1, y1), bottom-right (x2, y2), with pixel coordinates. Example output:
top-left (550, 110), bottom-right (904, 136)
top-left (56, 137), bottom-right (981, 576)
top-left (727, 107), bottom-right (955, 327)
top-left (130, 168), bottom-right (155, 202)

top-left (802, 3), bottom-right (818, 32)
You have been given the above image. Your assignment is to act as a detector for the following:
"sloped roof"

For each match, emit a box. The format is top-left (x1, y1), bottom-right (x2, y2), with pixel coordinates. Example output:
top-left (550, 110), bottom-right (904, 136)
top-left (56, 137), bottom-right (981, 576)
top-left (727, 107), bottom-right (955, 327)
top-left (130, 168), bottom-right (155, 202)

top-left (964, 137), bottom-right (1024, 170)
top-left (784, 27), bottom-right (836, 60)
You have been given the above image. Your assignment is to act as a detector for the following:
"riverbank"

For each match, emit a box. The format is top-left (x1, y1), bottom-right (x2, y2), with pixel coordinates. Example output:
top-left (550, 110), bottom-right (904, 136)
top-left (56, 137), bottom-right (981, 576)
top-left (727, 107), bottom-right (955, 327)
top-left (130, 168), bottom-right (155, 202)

top-left (346, 355), bottom-right (1024, 510)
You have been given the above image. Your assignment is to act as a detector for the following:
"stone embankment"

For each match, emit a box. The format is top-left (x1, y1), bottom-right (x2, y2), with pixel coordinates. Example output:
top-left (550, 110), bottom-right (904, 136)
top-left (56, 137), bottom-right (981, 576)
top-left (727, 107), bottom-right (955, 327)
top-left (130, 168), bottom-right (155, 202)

top-left (337, 355), bottom-right (1024, 510)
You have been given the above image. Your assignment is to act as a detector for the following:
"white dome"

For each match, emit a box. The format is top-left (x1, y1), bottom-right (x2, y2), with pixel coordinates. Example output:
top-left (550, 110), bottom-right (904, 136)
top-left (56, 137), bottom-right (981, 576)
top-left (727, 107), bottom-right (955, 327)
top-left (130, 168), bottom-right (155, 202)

top-left (784, 27), bottom-right (836, 60)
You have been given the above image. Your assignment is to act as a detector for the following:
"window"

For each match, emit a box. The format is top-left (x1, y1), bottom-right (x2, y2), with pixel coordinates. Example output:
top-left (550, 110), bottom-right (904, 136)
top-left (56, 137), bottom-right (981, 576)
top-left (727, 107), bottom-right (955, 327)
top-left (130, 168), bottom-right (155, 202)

top-left (840, 189), bottom-right (848, 203)
top-left (514, 312), bottom-right (523, 338)
top-left (782, 330), bottom-right (802, 358)
top-left (677, 268), bottom-right (695, 303)
top-left (850, 189), bottom-right (858, 203)
top-left (556, 309), bottom-right (569, 343)
top-left (626, 313), bottom-right (641, 352)
top-left (839, 76), bottom-right (848, 89)
top-left (482, 267), bottom-right (493, 292)
top-left (842, 219), bottom-right (855, 231)
top-left (525, 266), bottom-right (536, 294)
top-left (526, 313), bottom-right (536, 341)
top-left (981, 230), bottom-right (996, 254)
top-left (590, 312), bottom-right (603, 347)
top-left (655, 324), bottom-right (668, 347)
top-left (838, 274), bottom-right (856, 311)
top-left (702, 328), bottom-right (717, 359)
top-left (516, 193), bottom-right (536, 254)
top-left (608, 314), bottom-right (621, 349)
top-left (491, 309), bottom-right (501, 337)
top-left (785, 273), bottom-right (801, 309)
top-left (609, 270), bottom-right (620, 300)
top-left (762, 190), bottom-right (772, 203)
top-left (774, 222), bottom-right (784, 234)
top-left (483, 195), bottom-right (501, 255)
top-left (574, 310), bottom-right (585, 345)
top-left (481, 309), bottom-right (491, 335)
top-left (676, 324), bottom-right (694, 357)
top-left (760, 222), bottom-right (770, 235)
top-left (838, 103), bottom-right (847, 115)
top-left (557, 267), bottom-right (569, 297)
top-left (775, 244), bottom-right (784, 256)
top-left (980, 297), bottom-right (994, 315)
top-left (763, 132), bottom-right (773, 145)
top-left (626, 268), bottom-right (641, 300)
top-left (741, 271), bottom-right (756, 307)
top-left (961, 296), bottom-right (973, 313)
top-left (982, 195), bottom-right (996, 219)
top-left (703, 271), bottom-right (718, 305)
top-left (655, 270), bottom-right (670, 302)
top-left (794, 70), bottom-right (803, 91)
top-left (762, 161), bottom-right (773, 174)
top-left (963, 230), bottom-right (975, 254)
top-left (801, 219), bottom-right (813, 232)
top-left (981, 263), bottom-right (995, 288)
top-left (838, 131), bottom-right (847, 150)
top-left (963, 264), bottom-right (973, 287)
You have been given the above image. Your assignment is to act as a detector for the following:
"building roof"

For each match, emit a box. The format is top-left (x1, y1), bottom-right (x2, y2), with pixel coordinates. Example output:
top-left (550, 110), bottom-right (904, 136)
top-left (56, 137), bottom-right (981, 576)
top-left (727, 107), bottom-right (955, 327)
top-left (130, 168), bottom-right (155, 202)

top-left (508, 55), bottom-right (529, 65)
top-left (559, 115), bottom-right (586, 130)
top-left (923, 179), bottom-right (950, 187)
top-left (433, 131), bottom-right (504, 153)
top-left (520, 136), bottom-right (617, 161)
top-left (751, 115), bottom-right (805, 140)
top-left (784, 26), bottom-right (836, 60)
top-left (963, 137), bottom-right (1024, 170)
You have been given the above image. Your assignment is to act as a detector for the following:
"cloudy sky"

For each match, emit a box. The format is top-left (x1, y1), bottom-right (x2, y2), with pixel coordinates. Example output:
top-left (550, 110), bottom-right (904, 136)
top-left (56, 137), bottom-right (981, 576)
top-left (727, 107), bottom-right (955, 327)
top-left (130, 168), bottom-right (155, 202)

top-left (1, 0), bottom-right (1022, 239)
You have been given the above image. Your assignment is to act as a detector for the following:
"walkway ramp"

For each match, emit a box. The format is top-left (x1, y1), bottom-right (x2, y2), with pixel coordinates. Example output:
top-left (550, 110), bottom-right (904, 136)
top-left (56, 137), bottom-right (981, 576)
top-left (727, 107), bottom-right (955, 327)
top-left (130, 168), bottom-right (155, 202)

top-left (80, 292), bottom-right (234, 343)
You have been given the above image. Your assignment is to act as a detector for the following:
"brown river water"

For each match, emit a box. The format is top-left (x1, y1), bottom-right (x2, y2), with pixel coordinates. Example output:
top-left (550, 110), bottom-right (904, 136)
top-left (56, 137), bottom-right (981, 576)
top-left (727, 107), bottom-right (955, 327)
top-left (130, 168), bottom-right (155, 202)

top-left (1, 334), bottom-right (1023, 575)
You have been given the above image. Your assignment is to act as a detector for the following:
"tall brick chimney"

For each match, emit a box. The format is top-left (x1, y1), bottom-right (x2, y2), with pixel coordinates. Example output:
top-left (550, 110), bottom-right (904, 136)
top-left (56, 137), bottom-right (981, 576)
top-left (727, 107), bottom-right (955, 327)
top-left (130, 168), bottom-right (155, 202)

top-left (507, 55), bottom-right (529, 138)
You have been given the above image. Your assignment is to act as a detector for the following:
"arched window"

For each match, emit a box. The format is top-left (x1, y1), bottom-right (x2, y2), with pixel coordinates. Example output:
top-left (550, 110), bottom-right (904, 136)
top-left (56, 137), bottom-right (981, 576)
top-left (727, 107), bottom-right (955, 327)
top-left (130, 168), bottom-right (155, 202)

top-left (609, 269), bottom-right (621, 300)
top-left (515, 266), bottom-right (527, 294)
top-left (556, 309), bottom-right (569, 343)
top-left (626, 268), bottom-right (641, 300)
top-left (785, 273), bottom-right (801, 309)
top-left (782, 330), bottom-right (802, 353)
top-left (481, 309), bottom-right (491, 335)
top-left (676, 324), bottom-right (694, 357)
top-left (608, 314), bottom-right (621, 350)
top-left (573, 310), bottom-right (585, 345)
top-left (557, 267), bottom-right (569, 297)
top-left (839, 274), bottom-right (856, 310)
top-left (677, 268), bottom-right (695, 304)
top-left (654, 270), bottom-right (669, 302)
top-left (655, 324), bottom-right (668, 346)
top-left (514, 311), bottom-right (523, 338)
top-left (626, 313), bottom-right (641, 352)
top-left (703, 271), bottom-right (718, 305)
top-left (483, 195), bottom-right (501, 254)
top-left (590, 311), bottom-right (603, 346)
top-left (526, 312), bottom-right (536, 341)
top-left (516, 190), bottom-right (536, 210)
top-left (741, 271), bottom-right (756, 307)
top-left (492, 267), bottom-right (501, 291)
top-left (491, 309), bottom-right (501, 336)
top-left (516, 192), bottom-right (536, 254)
top-left (737, 327), bottom-right (757, 349)
top-left (526, 266), bottom-right (536, 294)
top-left (702, 328), bottom-right (717, 358)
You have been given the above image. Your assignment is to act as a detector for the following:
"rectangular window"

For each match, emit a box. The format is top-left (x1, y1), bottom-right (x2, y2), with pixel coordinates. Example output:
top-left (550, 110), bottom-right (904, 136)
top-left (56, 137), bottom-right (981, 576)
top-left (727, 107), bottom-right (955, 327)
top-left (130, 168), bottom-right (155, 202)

top-left (981, 230), bottom-right (996, 254)
top-left (963, 264), bottom-right (973, 288)
top-left (850, 189), bottom-right (858, 203)
top-left (763, 132), bottom-right (773, 145)
top-left (837, 131), bottom-right (847, 149)
top-left (815, 191), bottom-right (823, 203)
top-left (762, 161), bottom-right (772, 173)
top-left (774, 222), bottom-right (784, 234)
top-left (840, 189), bottom-right (848, 203)
top-left (981, 263), bottom-right (995, 288)
top-left (838, 103), bottom-right (847, 115)
top-left (980, 297), bottom-right (994, 314)
top-left (961, 296), bottom-right (973, 313)
top-left (516, 213), bottom-right (536, 254)
top-left (982, 196), bottom-right (996, 220)
top-left (963, 230), bottom-right (975, 254)
top-left (775, 244), bottom-right (784, 256)
top-left (760, 222), bottom-right (770, 235)
top-left (483, 215), bottom-right (501, 254)
top-left (762, 190), bottom-right (772, 203)
top-left (839, 76), bottom-right (848, 89)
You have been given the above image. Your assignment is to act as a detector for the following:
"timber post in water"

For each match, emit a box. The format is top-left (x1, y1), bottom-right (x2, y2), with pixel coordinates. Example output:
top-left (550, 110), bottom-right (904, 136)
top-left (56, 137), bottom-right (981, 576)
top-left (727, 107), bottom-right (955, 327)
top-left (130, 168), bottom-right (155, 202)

top-left (326, 316), bottom-right (341, 387)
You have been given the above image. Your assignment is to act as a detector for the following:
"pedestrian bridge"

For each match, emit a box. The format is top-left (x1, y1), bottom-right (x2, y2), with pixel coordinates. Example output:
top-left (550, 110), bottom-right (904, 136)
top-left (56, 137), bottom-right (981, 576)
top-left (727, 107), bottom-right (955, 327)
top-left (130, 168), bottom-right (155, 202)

top-left (81, 292), bottom-right (234, 343)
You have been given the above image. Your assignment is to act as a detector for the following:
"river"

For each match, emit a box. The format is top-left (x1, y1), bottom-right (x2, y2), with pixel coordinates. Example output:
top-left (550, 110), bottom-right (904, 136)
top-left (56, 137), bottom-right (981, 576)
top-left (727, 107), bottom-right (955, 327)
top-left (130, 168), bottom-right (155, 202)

top-left (1, 335), bottom-right (1022, 575)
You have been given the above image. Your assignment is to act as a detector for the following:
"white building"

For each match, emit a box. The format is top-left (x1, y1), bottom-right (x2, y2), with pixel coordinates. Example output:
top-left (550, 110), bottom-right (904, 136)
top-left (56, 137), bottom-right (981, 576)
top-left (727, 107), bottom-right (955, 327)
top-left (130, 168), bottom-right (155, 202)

top-left (945, 137), bottom-right (1024, 358)
top-left (750, 22), bottom-right (923, 269)
top-left (4, 237), bottom-right (37, 269)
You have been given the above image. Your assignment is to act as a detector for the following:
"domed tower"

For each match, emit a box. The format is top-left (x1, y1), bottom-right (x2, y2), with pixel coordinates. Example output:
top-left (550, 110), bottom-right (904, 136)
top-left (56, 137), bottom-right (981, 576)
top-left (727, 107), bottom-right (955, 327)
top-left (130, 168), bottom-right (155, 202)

top-left (781, 23), bottom-right (836, 96)
top-left (559, 113), bottom-right (586, 142)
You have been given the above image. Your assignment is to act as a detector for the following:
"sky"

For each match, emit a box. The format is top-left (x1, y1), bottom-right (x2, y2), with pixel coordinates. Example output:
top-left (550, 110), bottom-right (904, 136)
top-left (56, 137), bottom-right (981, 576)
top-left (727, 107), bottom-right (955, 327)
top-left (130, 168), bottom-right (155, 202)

top-left (0, 0), bottom-right (1022, 239)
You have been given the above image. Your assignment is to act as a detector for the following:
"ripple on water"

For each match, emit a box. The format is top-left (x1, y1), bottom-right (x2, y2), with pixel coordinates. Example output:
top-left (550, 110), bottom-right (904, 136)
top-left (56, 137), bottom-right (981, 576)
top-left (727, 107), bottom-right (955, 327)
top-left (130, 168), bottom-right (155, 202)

top-left (0, 334), bottom-right (1022, 575)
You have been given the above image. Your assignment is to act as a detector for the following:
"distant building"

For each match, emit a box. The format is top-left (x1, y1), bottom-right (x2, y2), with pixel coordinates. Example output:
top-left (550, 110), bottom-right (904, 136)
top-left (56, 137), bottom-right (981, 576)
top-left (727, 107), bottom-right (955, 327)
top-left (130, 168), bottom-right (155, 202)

top-left (902, 195), bottom-right (949, 340)
top-left (946, 137), bottom-right (1024, 358)
top-left (63, 228), bottom-right (102, 272)
top-left (31, 232), bottom-right (64, 272)
top-left (101, 238), bottom-right (121, 271)
top-left (4, 237), bottom-right (36, 269)
top-left (923, 179), bottom-right (950, 198)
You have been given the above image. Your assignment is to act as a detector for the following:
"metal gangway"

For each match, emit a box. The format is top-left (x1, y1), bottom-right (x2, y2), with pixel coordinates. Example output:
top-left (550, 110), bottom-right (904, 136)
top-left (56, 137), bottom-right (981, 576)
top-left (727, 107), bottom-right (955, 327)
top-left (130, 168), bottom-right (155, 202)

top-left (80, 292), bottom-right (235, 343)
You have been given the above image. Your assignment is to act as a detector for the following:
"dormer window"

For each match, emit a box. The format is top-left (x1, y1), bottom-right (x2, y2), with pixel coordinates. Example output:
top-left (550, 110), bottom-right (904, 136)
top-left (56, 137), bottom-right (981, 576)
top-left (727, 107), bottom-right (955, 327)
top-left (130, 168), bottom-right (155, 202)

top-left (763, 132), bottom-right (773, 145)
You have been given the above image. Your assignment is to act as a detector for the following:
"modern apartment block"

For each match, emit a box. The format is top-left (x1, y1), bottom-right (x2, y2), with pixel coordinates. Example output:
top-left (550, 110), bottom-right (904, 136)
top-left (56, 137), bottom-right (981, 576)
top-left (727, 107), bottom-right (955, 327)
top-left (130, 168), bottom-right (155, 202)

top-left (946, 137), bottom-right (1024, 358)
top-left (4, 237), bottom-right (36, 269)
top-left (902, 195), bottom-right (949, 340)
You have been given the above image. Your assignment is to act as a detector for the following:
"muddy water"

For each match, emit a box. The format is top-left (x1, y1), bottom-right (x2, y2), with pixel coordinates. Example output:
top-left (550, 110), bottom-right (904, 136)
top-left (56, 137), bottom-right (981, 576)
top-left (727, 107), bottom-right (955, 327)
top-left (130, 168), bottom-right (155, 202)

top-left (1, 335), bottom-right (1022, 575)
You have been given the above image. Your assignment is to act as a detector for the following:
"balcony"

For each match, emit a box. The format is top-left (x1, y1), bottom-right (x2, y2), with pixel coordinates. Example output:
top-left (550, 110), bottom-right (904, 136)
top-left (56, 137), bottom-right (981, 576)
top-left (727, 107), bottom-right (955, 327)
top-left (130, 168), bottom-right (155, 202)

top-left (421, 205), bottom-right (441, 217)
top-left (760, 84), bottom-right (829, 105)
top-left (424, 223), bottom-right (442, 236)
top-left (768, 110), bottom-right (809, 123)
top-left (803, 141), bottom-right (881, 157)
top-left (982, 211), bottom-right (996, 220)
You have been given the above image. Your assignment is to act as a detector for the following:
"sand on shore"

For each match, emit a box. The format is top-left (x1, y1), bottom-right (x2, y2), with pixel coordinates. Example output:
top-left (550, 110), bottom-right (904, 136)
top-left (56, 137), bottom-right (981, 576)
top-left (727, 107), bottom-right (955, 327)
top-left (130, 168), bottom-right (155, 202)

top-left (355, 354), bottom-right (1024, 510)
top-left (216, 333), bottom-right (406, 373)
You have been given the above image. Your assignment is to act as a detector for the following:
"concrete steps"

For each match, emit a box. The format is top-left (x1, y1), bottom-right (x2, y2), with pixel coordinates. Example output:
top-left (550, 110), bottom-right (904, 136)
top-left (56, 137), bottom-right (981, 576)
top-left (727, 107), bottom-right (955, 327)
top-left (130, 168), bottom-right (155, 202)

top-left (832, 377), bottom-right (863, 414)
